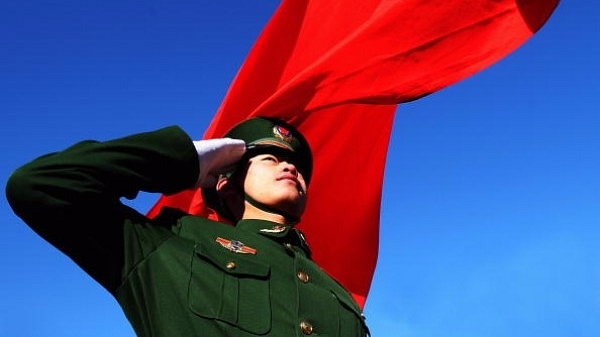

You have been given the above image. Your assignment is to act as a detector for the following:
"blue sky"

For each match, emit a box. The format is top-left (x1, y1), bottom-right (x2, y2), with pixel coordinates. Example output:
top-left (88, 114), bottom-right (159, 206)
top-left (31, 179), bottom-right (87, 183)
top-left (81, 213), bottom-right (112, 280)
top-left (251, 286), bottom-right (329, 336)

top-left (1, 1), bottom-right (599, 336)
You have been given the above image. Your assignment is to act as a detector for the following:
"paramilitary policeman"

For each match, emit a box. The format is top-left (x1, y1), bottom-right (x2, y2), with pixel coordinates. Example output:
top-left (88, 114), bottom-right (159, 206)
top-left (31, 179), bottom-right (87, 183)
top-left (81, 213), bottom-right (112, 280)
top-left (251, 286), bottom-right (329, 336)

top-left (6, 117), bottom-right (370, 336)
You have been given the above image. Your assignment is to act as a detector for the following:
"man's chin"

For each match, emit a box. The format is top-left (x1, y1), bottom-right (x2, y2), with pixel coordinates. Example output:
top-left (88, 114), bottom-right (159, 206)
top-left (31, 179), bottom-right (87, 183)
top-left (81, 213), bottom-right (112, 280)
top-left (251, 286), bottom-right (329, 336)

top-left (275, 201), bottom-right (305, 219)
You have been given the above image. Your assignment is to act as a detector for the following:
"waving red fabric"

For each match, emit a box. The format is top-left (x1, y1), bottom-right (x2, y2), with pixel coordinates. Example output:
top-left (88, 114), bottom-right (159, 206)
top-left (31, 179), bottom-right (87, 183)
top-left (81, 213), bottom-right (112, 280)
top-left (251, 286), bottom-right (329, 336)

top-left (149, 0), bottom-right (559, 307)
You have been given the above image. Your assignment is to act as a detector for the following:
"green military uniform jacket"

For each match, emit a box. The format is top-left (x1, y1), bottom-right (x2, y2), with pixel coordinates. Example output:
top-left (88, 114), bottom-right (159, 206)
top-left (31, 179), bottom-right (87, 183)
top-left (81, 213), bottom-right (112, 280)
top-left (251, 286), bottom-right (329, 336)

top-left (6, 126), bottom-right (369, 336)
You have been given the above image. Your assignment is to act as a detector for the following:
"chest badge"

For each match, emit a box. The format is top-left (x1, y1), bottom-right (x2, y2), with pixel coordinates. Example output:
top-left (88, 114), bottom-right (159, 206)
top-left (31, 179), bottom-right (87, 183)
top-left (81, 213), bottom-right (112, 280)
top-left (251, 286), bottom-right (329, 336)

top-left (215, 237), bottom-right (257, 255)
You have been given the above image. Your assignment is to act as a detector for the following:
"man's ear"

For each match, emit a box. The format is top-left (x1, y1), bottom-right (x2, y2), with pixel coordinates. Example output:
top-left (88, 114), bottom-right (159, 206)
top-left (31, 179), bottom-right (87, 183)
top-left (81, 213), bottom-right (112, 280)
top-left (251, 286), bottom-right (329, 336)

top-left (215, 177), bottom-right (230, 193)
top-left (215, 177), bottom-right (245, 221)
top-left (215, 178), bottom-right (243, 202)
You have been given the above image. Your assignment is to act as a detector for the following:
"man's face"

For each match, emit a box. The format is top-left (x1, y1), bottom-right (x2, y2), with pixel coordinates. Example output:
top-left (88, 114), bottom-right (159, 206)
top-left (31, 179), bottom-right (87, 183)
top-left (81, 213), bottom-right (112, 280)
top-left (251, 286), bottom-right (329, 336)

top-left (242, 152), bottom-right (308, 218)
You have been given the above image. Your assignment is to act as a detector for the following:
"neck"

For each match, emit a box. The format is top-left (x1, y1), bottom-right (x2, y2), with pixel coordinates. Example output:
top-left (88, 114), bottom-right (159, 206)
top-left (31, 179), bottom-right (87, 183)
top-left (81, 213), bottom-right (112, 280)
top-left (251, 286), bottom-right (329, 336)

top-left (241, 201), bottom-right (291, 225)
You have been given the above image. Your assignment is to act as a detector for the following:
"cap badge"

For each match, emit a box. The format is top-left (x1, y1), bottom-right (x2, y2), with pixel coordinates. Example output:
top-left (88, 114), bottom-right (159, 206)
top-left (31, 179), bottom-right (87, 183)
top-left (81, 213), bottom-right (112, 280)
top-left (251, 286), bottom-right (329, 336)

top-left (273, 125), bottom-right (293, 143)
top-left (215, 237), bottom-right (257, 254)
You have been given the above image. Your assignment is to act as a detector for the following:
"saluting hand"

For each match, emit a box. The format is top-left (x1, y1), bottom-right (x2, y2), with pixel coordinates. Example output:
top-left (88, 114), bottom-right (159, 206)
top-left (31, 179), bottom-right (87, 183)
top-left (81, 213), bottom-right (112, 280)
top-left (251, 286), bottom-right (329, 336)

top-left (193, 138), bottom-right (246, 188)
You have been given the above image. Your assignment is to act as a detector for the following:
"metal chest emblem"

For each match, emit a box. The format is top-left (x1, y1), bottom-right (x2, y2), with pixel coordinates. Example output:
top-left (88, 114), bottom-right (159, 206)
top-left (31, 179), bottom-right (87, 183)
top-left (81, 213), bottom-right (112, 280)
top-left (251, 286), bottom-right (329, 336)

top-left (215, 237), bottom-right (257, 255)
top-left (259, 225), bottom-right (288, 234)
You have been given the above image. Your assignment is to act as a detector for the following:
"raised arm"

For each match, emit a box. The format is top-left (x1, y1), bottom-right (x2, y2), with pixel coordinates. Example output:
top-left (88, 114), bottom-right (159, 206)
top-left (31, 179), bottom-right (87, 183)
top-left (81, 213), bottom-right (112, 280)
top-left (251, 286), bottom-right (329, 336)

top-left (6, 126), bottom-right (245, 291)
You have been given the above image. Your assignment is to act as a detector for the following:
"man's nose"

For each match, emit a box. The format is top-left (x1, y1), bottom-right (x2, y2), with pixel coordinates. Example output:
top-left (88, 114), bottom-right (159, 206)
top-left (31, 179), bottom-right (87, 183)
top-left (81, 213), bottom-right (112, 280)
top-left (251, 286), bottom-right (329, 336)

top-left (282, 161), bottom-right (298, 176)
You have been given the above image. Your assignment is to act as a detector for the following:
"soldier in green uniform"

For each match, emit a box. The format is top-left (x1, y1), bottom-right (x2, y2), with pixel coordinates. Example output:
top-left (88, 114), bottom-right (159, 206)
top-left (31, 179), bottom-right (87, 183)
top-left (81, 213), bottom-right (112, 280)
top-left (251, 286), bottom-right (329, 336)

top-left (6, 117), bottom-right (369, 336)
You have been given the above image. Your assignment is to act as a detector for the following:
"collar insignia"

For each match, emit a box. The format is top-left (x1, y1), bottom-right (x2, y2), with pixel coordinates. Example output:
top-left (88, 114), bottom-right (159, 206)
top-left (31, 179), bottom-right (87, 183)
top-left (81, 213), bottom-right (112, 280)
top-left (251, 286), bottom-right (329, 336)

top-left (260, 225), bottom-right (288, 233)
top-left (215, 237), bottom-right (257, 255)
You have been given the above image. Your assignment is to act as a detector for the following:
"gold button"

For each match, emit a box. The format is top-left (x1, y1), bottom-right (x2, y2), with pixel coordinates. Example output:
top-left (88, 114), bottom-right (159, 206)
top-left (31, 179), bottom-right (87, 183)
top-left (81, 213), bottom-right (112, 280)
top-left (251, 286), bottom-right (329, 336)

top-left (299, 321), bottom-right (313, 335)
top-left (297, 270), bottom-right (310, 283)
top-left (225, 261), bottom-right (236, 269)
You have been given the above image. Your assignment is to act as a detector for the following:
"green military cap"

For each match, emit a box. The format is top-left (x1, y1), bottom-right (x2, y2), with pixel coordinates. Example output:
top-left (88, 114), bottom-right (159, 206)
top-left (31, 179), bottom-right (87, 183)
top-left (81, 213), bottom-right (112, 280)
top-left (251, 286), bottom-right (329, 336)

top-left (224, 116), bottom-right (312, 182)
top-left (202, 117), bottom-right (313, 219)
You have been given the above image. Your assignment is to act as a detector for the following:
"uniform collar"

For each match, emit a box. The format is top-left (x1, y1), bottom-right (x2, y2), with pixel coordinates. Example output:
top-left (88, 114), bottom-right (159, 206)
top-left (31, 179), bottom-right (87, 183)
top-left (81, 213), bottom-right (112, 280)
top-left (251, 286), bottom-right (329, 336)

top-left (236, 218), bottom-right (292, 237)
top-left (236, 219), bottom-right (311, 258)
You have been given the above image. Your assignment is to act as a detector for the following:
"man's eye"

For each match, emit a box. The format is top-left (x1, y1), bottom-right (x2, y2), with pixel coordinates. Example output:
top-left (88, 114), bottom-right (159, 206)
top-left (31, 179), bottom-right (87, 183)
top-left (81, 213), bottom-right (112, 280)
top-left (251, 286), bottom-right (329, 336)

top-left (262, 155), bottom-right (278, 162)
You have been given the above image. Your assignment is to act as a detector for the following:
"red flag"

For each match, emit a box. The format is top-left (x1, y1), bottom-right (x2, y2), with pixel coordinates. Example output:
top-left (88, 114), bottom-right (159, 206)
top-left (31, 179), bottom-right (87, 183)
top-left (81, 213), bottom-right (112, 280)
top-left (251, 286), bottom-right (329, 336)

top-left (149, 0), bottom-right (559, 307)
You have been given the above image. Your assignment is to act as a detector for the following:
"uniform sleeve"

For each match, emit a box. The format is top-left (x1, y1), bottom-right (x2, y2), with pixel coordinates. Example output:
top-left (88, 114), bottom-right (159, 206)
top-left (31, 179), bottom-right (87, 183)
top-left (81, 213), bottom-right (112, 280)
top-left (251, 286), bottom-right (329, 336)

top-left (5, 126), bottom-right (199, 291)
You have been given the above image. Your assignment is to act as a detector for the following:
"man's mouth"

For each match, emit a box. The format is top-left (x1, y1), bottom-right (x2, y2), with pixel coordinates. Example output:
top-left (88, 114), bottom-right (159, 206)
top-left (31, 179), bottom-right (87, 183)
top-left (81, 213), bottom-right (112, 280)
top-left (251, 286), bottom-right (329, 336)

top-left (276, 174), bottom-right (304, 194)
